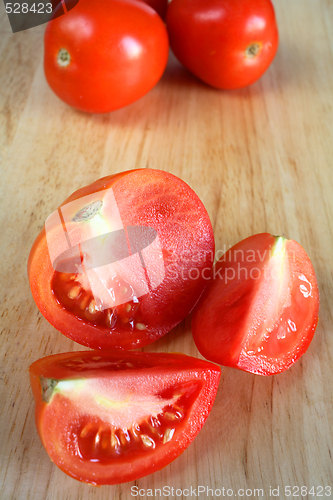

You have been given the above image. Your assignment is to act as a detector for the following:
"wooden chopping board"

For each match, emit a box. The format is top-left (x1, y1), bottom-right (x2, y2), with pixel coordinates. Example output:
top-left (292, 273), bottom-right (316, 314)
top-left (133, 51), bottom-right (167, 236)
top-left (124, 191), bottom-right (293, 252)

top-left (1, 0), bottom-right (333, 498)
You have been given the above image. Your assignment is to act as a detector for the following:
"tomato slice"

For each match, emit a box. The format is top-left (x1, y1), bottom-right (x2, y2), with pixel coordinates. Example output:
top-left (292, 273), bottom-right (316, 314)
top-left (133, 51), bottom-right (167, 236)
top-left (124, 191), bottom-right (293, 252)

top-left (30, 351), bottom-right (221, 485)
top-left (192, 234), bottom-right (320, 375)
top-left (28, 169), bottom-right (215, 350)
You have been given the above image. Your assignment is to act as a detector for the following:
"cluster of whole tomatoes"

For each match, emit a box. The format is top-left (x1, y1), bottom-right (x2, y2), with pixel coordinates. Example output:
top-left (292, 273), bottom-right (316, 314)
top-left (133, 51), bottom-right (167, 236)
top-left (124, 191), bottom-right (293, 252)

top-left (44, 0), bottom-right (279, 113)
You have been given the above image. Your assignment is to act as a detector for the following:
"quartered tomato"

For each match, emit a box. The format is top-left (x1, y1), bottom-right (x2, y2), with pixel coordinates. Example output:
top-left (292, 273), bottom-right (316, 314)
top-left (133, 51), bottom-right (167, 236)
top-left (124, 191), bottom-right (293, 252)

top-left (192, 234), bottom-right (320, 375)
top-left (30, 351), bottom-right (221, 485)
top-left (28, 169), bottom-right (215, 350)
top-left (44, 0), bottom-right (169, 113)
top-left (166, 0), bottom-right (279, 89)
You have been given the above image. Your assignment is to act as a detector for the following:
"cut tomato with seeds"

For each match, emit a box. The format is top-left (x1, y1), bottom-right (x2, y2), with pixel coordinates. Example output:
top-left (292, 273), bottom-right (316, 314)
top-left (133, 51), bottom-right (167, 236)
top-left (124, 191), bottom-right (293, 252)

top-left (28, 169), bottom-right (215, 350)
top-left (192, 233), bottom-right (320, 375)
top-left (30, 351), bottom-right (221, 485)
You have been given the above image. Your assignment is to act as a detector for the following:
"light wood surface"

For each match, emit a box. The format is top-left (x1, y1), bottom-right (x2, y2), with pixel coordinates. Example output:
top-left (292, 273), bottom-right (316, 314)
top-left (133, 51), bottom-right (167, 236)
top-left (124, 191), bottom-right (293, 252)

top-left (1, 0), bottom-right (333, 499)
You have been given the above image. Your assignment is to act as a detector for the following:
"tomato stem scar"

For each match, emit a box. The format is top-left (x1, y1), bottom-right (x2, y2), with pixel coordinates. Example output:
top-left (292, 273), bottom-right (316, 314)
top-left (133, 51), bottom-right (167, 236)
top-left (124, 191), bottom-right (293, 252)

top-left (57, 48), bottom-right (71, 67)
top-left (245, 42), bottom-right (262, 59)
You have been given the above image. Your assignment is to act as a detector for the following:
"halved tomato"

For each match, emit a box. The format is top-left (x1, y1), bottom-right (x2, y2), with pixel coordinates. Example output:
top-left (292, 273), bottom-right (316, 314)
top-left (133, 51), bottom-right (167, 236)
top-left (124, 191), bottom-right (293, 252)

top-left (28, 169), bottom-right (215, 350)
top-left (192, 234), bottom-right (320, 375)
top-left (30, 351), bottom-right (221, 485)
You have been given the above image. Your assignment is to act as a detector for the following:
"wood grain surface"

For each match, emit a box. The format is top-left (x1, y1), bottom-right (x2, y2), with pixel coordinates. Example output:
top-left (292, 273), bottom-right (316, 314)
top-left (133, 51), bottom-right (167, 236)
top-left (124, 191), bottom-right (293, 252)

top-left (1, 0), bottom-right (333, 499)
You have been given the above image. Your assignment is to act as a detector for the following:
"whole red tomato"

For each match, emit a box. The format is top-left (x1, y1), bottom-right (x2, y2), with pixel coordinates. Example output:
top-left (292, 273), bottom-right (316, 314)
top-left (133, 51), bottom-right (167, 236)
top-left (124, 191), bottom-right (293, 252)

top-left (44, 0), bottom-right (169, 113)
top-left (166, 0), bottom-right (279, 89)
top-left (192, 234), bottom-right (319, 375)
top-left (28, 169), bottom-right (215, 350)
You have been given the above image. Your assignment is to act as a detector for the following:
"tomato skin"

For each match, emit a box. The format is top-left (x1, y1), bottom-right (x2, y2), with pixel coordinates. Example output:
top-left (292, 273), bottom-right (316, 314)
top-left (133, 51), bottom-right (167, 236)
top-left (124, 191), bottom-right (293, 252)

top-left (166, 0), bottom-right (278, 89)
top-left (28, 169), bottom-right (215, 350)
top-left (192, 234), bottom-right (320, 375)
top-left (30, 351), bottom-right (221, 485)
top-left (44, 0), bottom-right (169, 113)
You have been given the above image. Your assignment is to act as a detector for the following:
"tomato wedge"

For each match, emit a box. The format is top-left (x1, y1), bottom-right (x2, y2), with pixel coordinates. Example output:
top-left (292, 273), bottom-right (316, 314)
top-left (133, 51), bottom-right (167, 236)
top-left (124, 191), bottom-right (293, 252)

top-left (28, 169), bottom-right (214, 350)
top-left (192, 234), bottom-right (320, 375)
top-left (30, 351), bottom-right (221, 485)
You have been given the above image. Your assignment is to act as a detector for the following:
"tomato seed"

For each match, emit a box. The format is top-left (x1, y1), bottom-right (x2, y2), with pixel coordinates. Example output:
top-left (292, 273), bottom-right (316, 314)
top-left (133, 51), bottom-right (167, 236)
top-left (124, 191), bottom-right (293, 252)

top-left (94, 431), bottom-right (101, 446)
top-left (106, 309), bottom-right (117, 328)
top-left (135, 323), bottom-right (147, 331)
top-left (125, 362), bottom-right (135, 368)
top-left (163, 428), bottom-right (175, 444)
top-left (146, 421), bottom-right (161, 438)
top-left (141, 434), bottom-right (155, 449)
top-left (150, 416), bottom-right (161, 428)
top-left (59, 273), bottom-right (75, 282)
top-left (101, 432), bottom-right (110, 450)
top-left (173, 404), bottom-right (184, 416)
top-left (130, 424), bottom-right (141, 442)
top-left (118, 429), bottom-right (131, 447)
top-left (80, 423), bottom-right (94, 438)
top-left (110, 431), bottom-right (120, 450)
top-left (125, 303), bottom-right (132, 314)
top-left (163, 412), bottom-right (177, 421)
top-left (88, 299), bottom-right (97, 315)
top-left (68, 285), bottom-right (81, 299)
top-left (79, 296), bottom-right (90, 310)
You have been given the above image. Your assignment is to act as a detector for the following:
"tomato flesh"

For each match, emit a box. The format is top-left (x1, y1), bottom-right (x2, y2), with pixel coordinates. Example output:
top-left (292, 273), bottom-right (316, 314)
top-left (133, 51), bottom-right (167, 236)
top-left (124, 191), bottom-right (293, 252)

top-left (166, 0), bottom-right (279, 89)
top-left (28, 169), bottom-right (215, 350)
top-left (30, 351), bottom-right (221, 485)
top-left (192, 234), bottom-right (320, 375)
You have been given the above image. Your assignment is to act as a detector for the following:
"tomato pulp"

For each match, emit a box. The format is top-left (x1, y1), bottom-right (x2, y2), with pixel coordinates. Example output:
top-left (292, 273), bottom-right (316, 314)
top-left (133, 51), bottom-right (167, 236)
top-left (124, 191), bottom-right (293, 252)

top-left (28, 169), bottom-right (215, 350)
top-left (166, 0), bottom-right (279, 89)
top-left (44, 0), bottom-right (169, 113)
top-left (30, 351), bottom-right (221, 485)
top-left (192, 234), bottom-right (319, 375)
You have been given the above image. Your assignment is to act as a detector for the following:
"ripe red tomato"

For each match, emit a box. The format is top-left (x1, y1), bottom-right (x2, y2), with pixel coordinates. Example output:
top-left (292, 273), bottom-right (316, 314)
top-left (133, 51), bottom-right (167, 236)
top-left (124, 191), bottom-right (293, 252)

top-left (166, 0), bottom-right (279, 89)
top-left (44, 0), bottom-right (169, 113)
top-left (30, 350), bottom-right (221, 485)
top-left (139, 0), bottom-right (169, 19)
top-left (28, 169), bottom-right (215, 350)
top-left (192, 234), bottom-right (320, 375)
